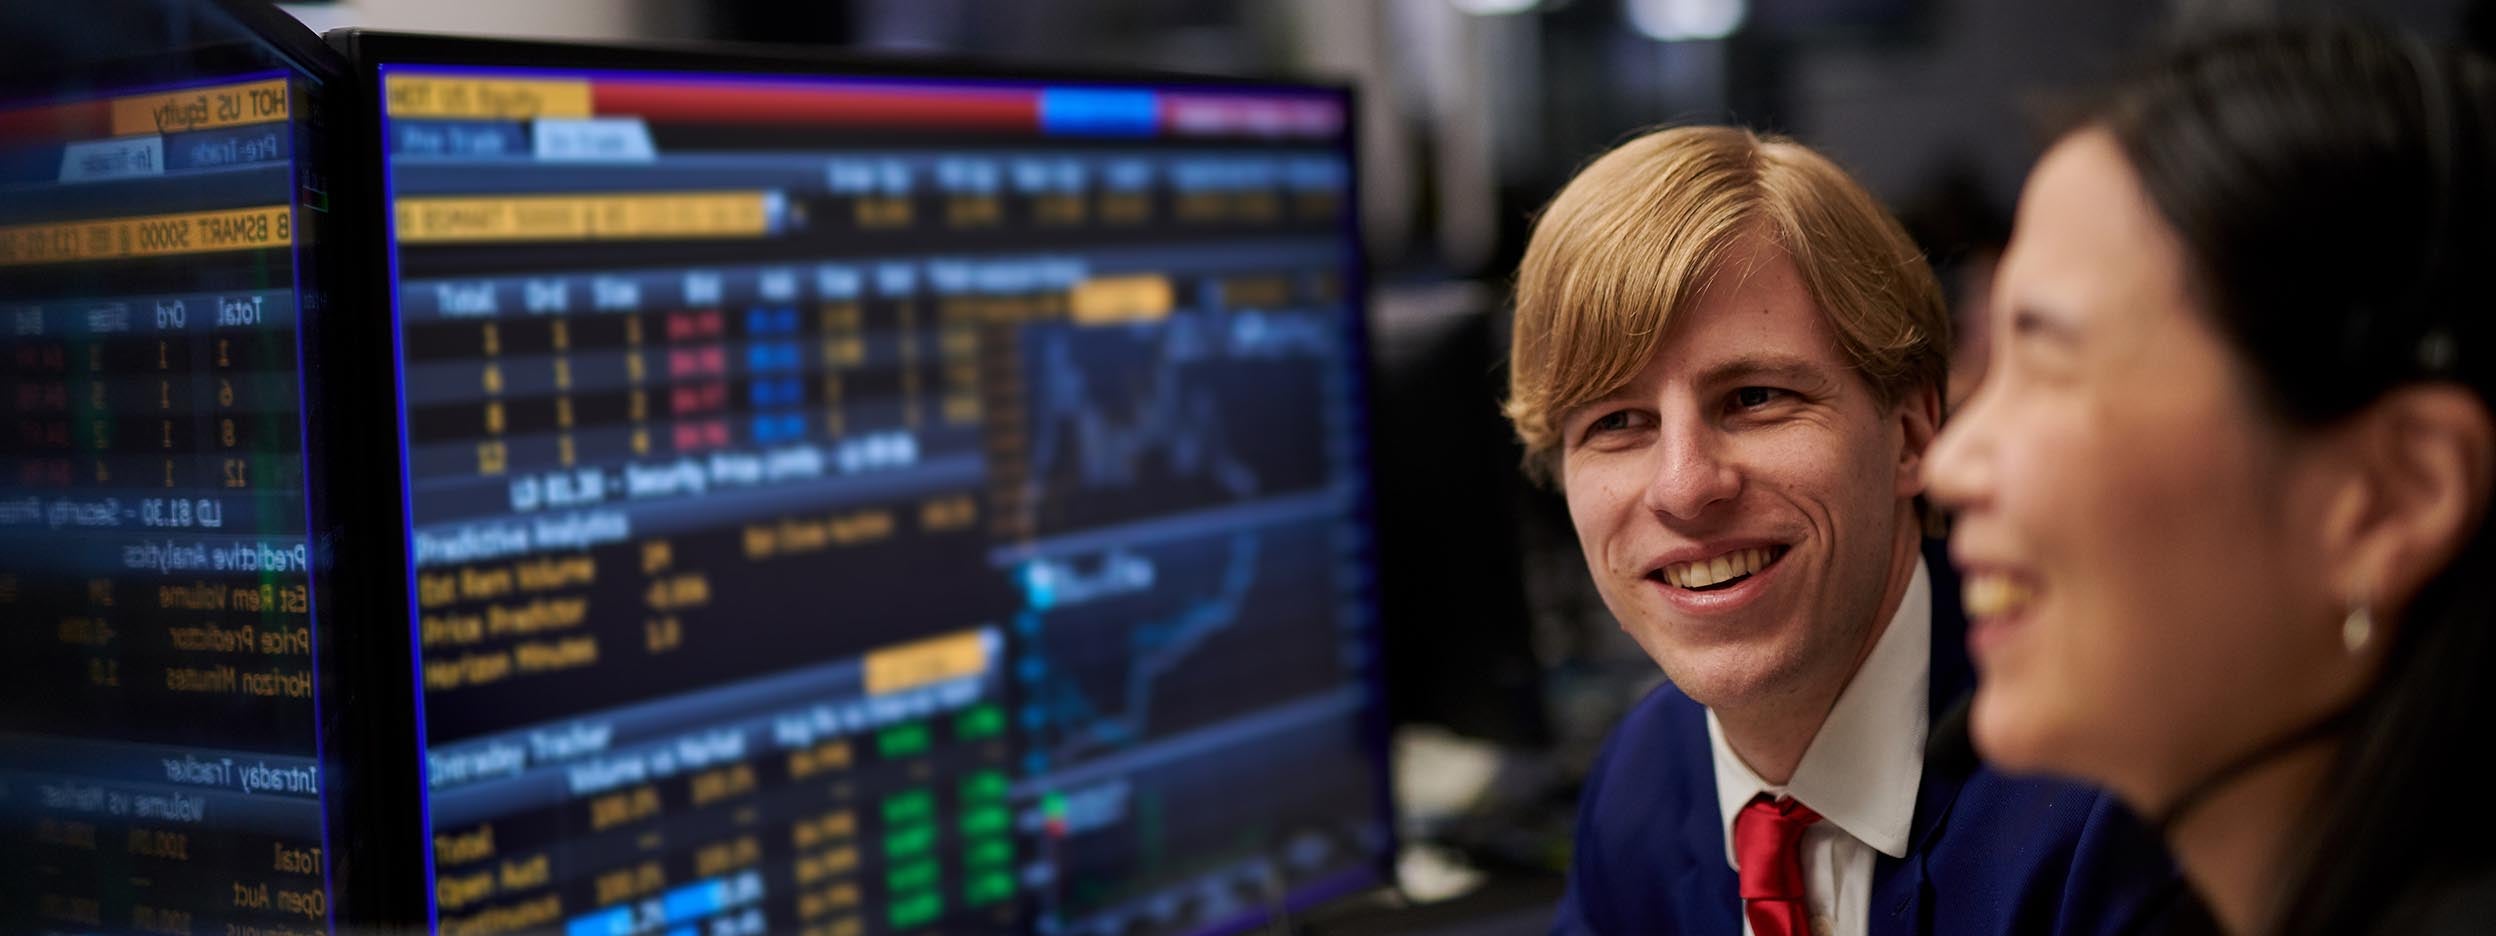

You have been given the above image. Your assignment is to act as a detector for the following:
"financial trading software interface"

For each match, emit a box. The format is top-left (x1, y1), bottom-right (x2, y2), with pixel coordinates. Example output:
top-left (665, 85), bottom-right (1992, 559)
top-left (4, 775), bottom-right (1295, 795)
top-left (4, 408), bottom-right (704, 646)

top-left (382, 65), bottom-right (1386, 936)
top-left (0, 60), bottom-right (334, 936)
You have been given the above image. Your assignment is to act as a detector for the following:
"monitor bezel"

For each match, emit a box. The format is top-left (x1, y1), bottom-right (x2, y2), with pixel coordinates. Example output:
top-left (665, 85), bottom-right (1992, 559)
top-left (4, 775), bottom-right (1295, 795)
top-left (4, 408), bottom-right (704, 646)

top-left (202, 4), bottom-right (425, 933)
top-left (325, 28), bottom-right (1399, 935)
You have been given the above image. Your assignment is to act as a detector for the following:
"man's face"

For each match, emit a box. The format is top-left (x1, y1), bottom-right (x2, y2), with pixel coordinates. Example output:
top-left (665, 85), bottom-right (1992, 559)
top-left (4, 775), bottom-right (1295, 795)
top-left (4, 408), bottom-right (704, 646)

top-left (1557, 231), bottom-right (1931, 713)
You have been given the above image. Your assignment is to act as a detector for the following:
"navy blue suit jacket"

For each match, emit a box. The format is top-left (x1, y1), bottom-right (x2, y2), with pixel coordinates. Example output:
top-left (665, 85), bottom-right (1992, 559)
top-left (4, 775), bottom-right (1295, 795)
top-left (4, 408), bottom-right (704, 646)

top-left (1555, 541), bottom-right (2189, 935)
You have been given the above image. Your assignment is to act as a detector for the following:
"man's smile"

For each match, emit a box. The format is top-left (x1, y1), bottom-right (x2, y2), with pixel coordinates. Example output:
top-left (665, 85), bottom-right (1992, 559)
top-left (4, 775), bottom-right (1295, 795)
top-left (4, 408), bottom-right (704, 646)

top-left (1651, 544), bottom-right (1792, 590)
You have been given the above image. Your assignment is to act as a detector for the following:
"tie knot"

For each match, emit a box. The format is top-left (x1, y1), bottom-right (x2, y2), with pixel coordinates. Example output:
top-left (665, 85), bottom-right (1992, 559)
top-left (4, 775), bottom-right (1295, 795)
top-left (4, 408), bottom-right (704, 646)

top-left (1734, 794), bottom-right (1821, 901)
top-left (1744, 793), bottom-right (1822, 828)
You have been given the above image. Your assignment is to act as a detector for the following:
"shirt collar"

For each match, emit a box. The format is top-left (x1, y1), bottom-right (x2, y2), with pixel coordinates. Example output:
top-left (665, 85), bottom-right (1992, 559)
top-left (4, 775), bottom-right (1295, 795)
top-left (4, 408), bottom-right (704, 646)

top-left (1706, 556), bottom-right (1932, 867)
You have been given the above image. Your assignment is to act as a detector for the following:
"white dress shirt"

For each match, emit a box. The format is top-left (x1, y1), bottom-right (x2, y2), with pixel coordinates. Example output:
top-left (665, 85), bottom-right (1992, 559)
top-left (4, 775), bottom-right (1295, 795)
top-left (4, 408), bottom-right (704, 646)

top-left (1706, 558), bottom-right (1931, 936)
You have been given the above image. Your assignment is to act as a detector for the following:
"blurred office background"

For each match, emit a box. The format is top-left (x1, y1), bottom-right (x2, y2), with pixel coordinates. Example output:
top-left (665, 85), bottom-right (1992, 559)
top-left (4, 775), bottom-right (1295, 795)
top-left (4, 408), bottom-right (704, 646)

top-left (274, 0), bottom-right (2493, 920)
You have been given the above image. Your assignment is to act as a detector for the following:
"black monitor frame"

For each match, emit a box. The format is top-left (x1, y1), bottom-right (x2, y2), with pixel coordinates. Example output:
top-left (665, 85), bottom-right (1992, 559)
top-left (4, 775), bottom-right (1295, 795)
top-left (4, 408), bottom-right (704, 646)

top-left (194, 2), bottom-right (428, 930)
top-left (320, 27), bottom-right (1398, 934)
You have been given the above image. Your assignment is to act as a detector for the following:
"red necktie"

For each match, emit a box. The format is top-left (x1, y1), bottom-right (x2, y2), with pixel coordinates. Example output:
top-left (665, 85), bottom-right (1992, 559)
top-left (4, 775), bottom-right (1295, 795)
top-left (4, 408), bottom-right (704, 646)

top-left (1734, 794), bottom-right (1821, 936)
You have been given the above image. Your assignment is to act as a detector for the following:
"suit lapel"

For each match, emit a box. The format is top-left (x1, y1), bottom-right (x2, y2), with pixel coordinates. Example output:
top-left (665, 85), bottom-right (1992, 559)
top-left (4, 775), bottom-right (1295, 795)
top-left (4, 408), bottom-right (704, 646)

top-left (1672, 699), bottom-right (1744, 933)
top-left (1870, 754), bottom-right (1970, 935)
top-left (1869, 539), bottom-right (1978, 936)
top-left (1673, 816), bottom-right (1742, 932)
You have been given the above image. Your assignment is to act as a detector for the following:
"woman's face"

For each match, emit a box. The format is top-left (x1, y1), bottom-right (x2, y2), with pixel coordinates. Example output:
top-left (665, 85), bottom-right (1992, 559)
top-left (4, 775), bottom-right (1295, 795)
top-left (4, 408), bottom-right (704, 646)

top-left (1922, 131), bottom-right (2358, 808)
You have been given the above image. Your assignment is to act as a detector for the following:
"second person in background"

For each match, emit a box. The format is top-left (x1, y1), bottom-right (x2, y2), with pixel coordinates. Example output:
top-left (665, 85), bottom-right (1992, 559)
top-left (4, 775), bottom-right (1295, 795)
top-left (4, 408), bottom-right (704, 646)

top-left (1925, 23), bottom-right (2496, 935)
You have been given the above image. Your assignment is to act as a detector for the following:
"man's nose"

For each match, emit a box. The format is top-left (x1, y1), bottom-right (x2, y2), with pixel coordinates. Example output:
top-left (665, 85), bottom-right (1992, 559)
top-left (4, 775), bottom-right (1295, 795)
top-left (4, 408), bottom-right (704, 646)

top-left (1640, 417), bottom-right (1741, 521)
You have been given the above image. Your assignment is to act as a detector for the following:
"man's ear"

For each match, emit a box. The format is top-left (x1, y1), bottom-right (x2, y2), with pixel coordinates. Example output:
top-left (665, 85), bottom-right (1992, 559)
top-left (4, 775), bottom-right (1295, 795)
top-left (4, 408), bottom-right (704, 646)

top-left (1895, 381), bottom-right (1944, 500)
top-left (2324, 384), bottom-right (2496, 617)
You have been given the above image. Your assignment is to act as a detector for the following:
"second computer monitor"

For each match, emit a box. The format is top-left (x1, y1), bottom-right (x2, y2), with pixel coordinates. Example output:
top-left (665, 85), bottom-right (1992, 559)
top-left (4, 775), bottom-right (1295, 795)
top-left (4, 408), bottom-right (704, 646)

top-left (350, 33), bottom-right (1389, 936)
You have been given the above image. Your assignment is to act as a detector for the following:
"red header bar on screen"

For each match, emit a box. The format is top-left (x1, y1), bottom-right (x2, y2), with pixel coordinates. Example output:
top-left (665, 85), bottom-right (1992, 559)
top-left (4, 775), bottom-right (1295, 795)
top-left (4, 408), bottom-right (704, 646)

top-left (377, 70), bottom-right (1348, 141)
top-left (0, 100), bottom-right (111, 141)
top-left (588, 80), bottom-right (1041, 131)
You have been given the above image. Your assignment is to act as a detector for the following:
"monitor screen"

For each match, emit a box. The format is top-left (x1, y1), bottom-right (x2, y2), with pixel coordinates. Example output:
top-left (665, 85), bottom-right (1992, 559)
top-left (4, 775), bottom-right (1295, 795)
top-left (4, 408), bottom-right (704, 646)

top-left (368, 45), bottom-right (1388, 936)
top-left (0, 4), bottom-right (342, 935)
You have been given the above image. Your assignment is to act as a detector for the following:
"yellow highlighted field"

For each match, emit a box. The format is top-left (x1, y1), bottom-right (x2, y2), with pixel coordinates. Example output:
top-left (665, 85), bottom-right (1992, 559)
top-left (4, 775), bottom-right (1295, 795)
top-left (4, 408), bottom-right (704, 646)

top-left (864, 629), bottom-right (990, 696)
top-left (394, 192), bottom-right (773, 243)
top-left (385, 75), bottom-right (591, 119)
top-left (0, 205), bottom-right (291, 266)
top-left (109, 78), bottom-right (288, 136)
top-left (1069, 274), bottom-right (1173, 325)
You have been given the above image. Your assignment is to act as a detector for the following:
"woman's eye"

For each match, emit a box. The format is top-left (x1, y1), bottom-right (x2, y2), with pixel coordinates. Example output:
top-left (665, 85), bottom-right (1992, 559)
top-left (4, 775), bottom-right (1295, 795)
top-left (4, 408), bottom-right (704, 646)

top-left (1732, 387), bottom-right (1787, 409)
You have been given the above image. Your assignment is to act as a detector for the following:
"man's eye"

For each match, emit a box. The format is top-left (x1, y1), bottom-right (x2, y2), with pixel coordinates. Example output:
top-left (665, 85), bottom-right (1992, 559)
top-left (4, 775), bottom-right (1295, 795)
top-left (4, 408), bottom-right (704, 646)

top-left (1732, 387), bottom-right (1788, 409)
top-left (1580, 410), bottom-right (1647, 441)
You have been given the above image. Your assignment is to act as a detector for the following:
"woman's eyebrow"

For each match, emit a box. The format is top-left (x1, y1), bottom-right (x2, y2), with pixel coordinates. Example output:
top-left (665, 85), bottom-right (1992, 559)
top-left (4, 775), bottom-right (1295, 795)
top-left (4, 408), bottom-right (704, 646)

top-left (2008, 302), bottom-right (2085, 344)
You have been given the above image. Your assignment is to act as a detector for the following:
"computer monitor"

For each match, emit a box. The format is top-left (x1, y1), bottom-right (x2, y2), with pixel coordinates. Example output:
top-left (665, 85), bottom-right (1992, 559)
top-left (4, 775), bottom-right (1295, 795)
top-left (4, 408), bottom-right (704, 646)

top-left (337, 32), bottom-right (1393, 936)
top-left (0, 2), bottom-right (348, 933)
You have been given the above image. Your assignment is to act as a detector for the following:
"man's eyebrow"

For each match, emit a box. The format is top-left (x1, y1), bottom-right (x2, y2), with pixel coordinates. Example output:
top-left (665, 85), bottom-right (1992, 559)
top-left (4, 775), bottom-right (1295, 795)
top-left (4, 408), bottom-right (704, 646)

top-left (1698, 353), bottom-right (1835, 388)
top-left (1557, 354), bottom-right (1837, 426)
top-left (1560, 385), bottom-right (1643, 425)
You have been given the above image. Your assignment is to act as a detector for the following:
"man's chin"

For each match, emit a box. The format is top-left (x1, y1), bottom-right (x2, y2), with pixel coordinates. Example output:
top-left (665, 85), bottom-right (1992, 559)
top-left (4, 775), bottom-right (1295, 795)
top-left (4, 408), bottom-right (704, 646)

top-left (1643, 641), bottom-right (1807, 713)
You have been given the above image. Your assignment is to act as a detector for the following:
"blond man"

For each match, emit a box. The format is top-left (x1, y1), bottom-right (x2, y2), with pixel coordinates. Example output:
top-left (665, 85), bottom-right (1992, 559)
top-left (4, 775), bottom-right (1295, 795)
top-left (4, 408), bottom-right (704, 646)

top-left (1513, 126), bottom-right (2190, 936)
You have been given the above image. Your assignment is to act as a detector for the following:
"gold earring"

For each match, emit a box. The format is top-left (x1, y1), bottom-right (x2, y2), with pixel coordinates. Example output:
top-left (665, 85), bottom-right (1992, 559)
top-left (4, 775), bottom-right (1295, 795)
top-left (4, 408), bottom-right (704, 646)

top-left (2342, 604), bottom-right (2374, 655)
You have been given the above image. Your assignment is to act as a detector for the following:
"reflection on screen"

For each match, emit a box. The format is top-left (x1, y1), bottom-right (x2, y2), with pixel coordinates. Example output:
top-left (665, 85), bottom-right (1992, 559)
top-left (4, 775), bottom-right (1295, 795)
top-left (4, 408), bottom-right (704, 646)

top-left (0, 25), bottom-right (333, 936)
top-left (382, 66), bottom-right (1384, 936)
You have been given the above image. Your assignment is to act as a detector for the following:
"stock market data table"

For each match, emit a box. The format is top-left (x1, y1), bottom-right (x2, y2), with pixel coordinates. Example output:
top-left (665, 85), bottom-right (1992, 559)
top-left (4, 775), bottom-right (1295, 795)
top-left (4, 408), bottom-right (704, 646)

top-left (378, 64), bottom-right (1387, 936)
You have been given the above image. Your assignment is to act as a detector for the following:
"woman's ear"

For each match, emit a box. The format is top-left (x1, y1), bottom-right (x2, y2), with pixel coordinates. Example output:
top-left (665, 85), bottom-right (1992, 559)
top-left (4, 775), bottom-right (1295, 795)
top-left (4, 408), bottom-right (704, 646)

top-left (2328, 384), bottom-right (2496, 615)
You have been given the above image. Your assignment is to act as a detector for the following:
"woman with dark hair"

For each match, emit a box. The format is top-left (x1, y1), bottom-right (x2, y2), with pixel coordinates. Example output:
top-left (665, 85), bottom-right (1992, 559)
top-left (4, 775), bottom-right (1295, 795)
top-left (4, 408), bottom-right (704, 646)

top-left (1923, 23), bottom-right (2496, 936)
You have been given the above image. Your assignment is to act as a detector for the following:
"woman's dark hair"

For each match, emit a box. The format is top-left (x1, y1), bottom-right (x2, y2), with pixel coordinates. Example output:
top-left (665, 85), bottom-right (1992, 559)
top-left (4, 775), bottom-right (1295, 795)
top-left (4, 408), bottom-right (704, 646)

top-left (2088, 23), bottom-right (2496, 935)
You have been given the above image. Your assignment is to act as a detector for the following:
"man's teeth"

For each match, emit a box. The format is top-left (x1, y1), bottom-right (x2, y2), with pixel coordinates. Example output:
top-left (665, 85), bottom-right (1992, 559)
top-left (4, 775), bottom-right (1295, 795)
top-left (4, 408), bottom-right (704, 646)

top-left (1665, 547), bottom-right (1774, 589)
top-left (1964, 574), bottom-right (2036, 617)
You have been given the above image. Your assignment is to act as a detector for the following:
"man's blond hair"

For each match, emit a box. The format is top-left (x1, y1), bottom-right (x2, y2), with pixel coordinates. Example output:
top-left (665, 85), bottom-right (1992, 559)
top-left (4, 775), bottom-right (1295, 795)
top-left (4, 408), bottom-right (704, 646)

top-left (1504, 125), bottom-right (1948, 485)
